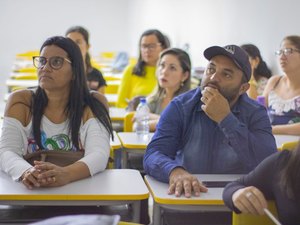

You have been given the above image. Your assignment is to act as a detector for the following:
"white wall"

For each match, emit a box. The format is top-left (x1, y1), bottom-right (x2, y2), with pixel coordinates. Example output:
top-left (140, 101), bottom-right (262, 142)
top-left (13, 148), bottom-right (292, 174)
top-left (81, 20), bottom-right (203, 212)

top-left (0, 0), bottom-right (132, 103)
top-left (1, 0), bottom-right (300, 103)
top-left (128, 0), bottom-right (300, 73)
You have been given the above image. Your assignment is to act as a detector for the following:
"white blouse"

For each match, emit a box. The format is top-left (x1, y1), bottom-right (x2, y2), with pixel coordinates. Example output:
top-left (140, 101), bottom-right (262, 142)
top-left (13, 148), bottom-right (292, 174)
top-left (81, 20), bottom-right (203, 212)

top-left (0, 116), bottom-right (110, 181)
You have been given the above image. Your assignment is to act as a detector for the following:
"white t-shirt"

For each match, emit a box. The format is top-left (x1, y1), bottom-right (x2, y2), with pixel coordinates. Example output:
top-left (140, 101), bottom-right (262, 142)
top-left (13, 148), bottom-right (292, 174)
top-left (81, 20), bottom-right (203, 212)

top-left (0, 116), bottom-right (110, 181)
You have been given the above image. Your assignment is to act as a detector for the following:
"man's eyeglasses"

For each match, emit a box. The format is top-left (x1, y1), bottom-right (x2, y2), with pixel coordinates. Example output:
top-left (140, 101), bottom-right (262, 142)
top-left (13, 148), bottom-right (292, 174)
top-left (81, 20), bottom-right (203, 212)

top-left (275, 48), bottom-right (300, 56)
top-left (33, 56), bottom-right (72, 70)
top-left (141, 43), bottom-right (161, 51)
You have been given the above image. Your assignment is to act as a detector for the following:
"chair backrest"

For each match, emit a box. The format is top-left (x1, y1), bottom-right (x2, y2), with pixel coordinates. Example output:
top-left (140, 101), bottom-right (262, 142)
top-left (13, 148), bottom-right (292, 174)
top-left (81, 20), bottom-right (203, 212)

top-left (279, 140), bottom-right (298, 151)
top-left (123, 111), bottom-right (135, 132)
top-left (232, 201), bottom-right (279, 225)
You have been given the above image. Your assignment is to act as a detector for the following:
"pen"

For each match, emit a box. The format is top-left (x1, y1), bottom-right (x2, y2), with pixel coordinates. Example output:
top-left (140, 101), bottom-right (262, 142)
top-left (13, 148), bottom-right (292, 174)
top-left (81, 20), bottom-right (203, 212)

top-left (263, 208), bottom-right (282, 225)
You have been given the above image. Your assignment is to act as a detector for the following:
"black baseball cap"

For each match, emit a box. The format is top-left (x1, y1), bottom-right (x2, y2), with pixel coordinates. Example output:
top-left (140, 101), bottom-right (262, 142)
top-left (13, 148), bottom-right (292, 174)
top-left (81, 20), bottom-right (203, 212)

top-left (203, 45), bottom-right (251, 82)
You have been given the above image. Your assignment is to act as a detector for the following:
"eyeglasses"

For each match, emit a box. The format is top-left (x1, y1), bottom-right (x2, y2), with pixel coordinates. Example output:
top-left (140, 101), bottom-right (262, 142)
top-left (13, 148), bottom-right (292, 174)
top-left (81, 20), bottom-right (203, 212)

top-left (141, 43), bottom-right (161, 51)
top-left (32, 56), bottom-right (72, 70)
top-left (275, 48), bottom-right (300, 56)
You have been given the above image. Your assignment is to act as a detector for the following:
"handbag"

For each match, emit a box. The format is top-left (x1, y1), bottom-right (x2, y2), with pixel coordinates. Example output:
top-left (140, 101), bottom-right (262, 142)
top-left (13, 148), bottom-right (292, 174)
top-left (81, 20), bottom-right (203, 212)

top-left (23, 150), bottom-right (85, 167)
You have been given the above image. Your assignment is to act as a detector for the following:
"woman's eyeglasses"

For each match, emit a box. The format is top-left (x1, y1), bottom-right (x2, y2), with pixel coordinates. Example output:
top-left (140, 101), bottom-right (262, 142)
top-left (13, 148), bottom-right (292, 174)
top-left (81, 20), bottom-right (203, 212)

top-left (275, 48), bottom-right (300, 56)
top-left (141, 43), bottom-right (161, 51)
top-left (33, 56), bottom-right (71, 70)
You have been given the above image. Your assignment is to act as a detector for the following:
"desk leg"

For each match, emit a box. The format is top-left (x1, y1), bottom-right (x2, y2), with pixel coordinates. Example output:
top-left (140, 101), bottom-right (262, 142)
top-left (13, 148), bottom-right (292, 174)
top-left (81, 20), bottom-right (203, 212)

top-left (121, 149), bottom-right (128, 168)
top-left (132, 200), bottom-right (141, 223)
top-left (153, 202), bottom-right (161, 225)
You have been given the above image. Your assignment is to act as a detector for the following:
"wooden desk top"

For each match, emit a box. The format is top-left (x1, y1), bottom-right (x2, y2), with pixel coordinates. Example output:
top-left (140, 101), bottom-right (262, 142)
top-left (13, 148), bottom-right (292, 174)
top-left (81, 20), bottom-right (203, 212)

top-left (117, 132), bottom-right (154, 149)
top-left (0, 169), bottom-right (149, 201)
top-left (145, 174), bottom-right (242, 205)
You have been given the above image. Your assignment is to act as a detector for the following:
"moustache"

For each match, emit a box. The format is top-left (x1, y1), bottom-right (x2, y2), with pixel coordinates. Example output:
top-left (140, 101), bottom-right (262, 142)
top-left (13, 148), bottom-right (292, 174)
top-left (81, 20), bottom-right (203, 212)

top-left (204, 82), bottom-right (220, 90)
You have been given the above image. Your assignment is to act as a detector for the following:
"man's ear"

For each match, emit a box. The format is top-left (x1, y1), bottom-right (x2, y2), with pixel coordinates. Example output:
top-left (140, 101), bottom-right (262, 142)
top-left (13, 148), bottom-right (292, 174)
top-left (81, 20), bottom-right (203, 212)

top-left (239, 83), bottom-right (250, 95)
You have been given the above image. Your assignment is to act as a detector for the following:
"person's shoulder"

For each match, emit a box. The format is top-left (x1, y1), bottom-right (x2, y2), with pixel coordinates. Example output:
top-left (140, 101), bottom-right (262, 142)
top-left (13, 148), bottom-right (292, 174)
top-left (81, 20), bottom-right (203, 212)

top-left (267, 75), bottom-right (282, 86)
top-left (123, 64), bottom-right (135, 73)
top-left (90, 91), bottom-right (109, 109)
top-left (6, 89), bottom-right (32, 108)
top-left (83, 91), bottom-right (109, 123)
top-left (238, 94), bottom-right (263, 110)
top-left (5, 89), bottom-right (32, 125)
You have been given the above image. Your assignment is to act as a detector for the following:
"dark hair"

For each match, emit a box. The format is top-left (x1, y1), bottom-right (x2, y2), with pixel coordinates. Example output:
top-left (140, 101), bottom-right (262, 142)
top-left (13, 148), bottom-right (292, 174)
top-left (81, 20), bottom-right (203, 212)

top-left (65, 26), bottom-right (93, 74)
top-left (279, 145), bottom-right (300, 204)
top-left (32, 36), bottom-right (113, 150)
top-left (241, 44), bottom-right (272, 81)
top-left (133, 29), bottom-right (170, 76)
top-left (148, 48), bottom-right (191, 104)
top-left (282, 35), bottom-right (300, 50)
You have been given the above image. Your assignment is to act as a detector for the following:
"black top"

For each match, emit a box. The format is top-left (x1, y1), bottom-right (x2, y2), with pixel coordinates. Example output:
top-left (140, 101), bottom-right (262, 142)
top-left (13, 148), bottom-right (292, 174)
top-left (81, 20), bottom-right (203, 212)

top-left (87, 68), bottom-right (106, 91)
top-left (223, 151), bottom-right (300, 225)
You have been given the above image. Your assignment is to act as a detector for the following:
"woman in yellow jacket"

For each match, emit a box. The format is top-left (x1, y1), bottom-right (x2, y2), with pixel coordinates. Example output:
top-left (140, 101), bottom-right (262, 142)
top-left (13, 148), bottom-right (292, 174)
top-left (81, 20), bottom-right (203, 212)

top-left (116, 29), bottom-right (170, 108)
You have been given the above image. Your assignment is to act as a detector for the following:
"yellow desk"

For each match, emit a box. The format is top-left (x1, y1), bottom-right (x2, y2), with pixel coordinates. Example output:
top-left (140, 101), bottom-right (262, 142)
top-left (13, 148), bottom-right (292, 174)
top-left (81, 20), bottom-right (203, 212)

top-left (0, 169), bottom-right (149, 223)
top-left (274, 134), bottom-right (299, 150)
top-left (145, 174), bottom-right (242, 225)
top-left (117, 132), bottom-right (154, 168)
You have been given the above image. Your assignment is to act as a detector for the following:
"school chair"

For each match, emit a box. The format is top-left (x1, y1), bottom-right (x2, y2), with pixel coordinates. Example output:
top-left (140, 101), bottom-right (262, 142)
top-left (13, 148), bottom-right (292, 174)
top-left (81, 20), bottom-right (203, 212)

top-left (232, 201), bottom-right (278, 225)
top-left (123, 112), bottom-right (135, 132)
top-left (279, 140), bottom-right (298, 151)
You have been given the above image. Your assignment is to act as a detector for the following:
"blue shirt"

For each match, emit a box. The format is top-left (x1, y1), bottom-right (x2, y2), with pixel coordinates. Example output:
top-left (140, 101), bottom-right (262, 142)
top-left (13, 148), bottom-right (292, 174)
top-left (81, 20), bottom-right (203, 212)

top-left (143, 88), bottom-right (277, 183)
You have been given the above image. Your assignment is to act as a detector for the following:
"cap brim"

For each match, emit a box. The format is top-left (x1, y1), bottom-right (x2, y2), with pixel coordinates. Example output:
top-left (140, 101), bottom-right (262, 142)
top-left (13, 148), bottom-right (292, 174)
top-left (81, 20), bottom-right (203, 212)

top-left (204, 46), bottom-right (243, 71)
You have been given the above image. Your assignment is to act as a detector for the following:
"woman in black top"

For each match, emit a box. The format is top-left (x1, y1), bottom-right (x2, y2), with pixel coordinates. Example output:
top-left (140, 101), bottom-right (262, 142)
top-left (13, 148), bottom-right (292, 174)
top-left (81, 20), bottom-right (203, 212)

top-left (223, 145), bottom-right (300, 225)
top-left (66, 26), bottom-right (106, 94)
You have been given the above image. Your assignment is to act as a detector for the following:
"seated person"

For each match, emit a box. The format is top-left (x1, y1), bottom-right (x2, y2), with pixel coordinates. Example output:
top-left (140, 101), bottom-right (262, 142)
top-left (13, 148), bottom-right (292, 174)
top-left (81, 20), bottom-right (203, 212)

top-left (133, 48), bottom-right (191, 132)
top-left (223, 143), bottom-right (300, 224)
top-left (116, 29), bottom-right (170, 108)
top-left (0, 36), bottom-right (113, 189)
top-left (66, 26), bottom-right (107, 94)
top-left (241, 44), bottom-right (272, 100)
top-left (144, 44), bottom-right (276, 197)
top-left (263, 35), bottom-right (300, 135)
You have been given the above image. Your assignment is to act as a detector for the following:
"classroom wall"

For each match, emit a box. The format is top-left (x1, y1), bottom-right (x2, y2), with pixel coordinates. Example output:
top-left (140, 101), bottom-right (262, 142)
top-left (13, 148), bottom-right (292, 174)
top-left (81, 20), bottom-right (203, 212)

top-left (1, 0), bottom-right (300, 104)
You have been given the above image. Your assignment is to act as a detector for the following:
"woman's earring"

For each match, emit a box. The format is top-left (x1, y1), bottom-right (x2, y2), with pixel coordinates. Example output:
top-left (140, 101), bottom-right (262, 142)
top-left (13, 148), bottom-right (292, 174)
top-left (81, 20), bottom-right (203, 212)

top-left (181, 81), bottom-right (184, 87)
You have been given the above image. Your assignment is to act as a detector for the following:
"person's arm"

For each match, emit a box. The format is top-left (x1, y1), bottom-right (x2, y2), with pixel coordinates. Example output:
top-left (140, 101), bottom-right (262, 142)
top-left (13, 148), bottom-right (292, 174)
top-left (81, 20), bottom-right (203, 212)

top-left (201, 86), bottom-right (276, 170)
top-left (143, 100), bottom-right (185, 183)
top-left (272, 123), bottom-right (300, 135)
top-left (34, 117), bottom-right (110, 187)
top-left (0, 90), bottom-right (34, 181)
top-left (219, 104), bottom-right (277, 171)
top-left (148, 113), bottom-right (160, 132)
top-left (116, 65), bottom-right (133, 108)
top-left (223, 152), bottom-right (280, 215)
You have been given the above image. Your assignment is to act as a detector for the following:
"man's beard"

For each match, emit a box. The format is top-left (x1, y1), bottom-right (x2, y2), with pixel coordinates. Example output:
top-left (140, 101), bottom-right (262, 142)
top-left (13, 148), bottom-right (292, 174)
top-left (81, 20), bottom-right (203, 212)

top-left (201, 81), bottom-right (241, 104)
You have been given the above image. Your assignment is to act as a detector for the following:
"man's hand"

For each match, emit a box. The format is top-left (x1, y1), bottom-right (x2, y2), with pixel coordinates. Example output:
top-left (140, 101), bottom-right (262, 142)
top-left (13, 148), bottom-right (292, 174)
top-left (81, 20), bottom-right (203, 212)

top-left (201, 87), bottom-right (230, 123)
top-left (232, 186), bottom-right (268, 215)
top-left (168, 168), bottom-right (208, 198)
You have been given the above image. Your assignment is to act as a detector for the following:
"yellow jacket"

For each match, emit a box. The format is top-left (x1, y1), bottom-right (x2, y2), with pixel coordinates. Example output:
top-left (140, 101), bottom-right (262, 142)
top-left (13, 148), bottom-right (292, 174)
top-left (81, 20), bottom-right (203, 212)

top-left (116, 64), bottom-right (157, 108)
